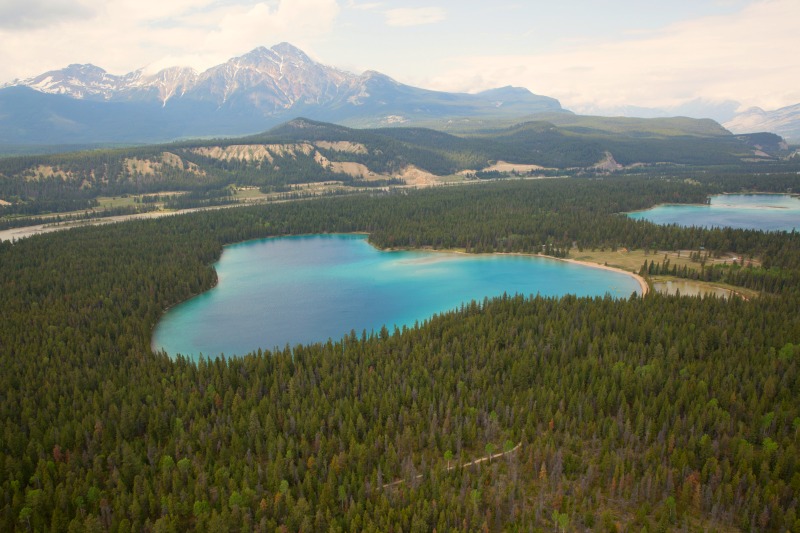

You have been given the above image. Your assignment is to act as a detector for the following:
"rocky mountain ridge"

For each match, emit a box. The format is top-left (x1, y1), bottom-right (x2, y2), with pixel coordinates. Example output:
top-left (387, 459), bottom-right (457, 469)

top-left (0, 43), bottom-right (563, 144)
top-left (2, 44), bottom-right (356, 107)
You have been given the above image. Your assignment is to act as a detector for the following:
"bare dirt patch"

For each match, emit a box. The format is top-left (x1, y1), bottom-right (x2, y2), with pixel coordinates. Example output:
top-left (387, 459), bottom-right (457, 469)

top-left (396, 165), bottom-right (440, 187)
top-left (191, 145), bottom-right (272, 163)
top-left (190, 143), bottom-right (315, 164)
top-left (330, 161), bottom-right (389, 180)
top-left (161, 152), bottom-right (183, 167)
top-left (125, 158), bottom-right (159, 176)
top-left (161, 152), bottom-right (201, 173)
top-left (482, 161), bottom-right (549, 173)
top-left (314, 141), bottom-right (368, 154)
top-left (24, 165), bottom-right (72, 181)
top-left (124, 152), bottom-right (204, 177)
top-left (593, 151), bottom-right (623, 171)
top-left (271, 143), bottom-right (314, 157)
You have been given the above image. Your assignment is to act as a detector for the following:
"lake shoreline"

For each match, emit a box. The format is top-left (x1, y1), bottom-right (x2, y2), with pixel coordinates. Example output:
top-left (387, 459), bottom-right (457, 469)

top-left (399, 245), bottom-right (650, 297)
top-left (625, 192), bottom-right (800, 216)
top-left (154, 234), bottom-right (647, 358)
top-left (223, 234), bottom-right (649, 297)
top-left (557, 257), bottom-right (649, 296)
top-left (627, 193), bottom-right (800, 231)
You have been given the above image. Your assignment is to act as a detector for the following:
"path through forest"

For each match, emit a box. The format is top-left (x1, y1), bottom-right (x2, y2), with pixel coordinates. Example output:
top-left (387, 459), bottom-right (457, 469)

top-left (381, 442), bottom-right (522, 490)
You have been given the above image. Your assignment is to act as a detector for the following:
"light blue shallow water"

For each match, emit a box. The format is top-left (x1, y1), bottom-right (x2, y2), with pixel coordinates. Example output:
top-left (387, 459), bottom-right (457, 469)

top-left (152, 234), bottom-right (641, 359)
top-left (627, 194), bottom-right (800, 231)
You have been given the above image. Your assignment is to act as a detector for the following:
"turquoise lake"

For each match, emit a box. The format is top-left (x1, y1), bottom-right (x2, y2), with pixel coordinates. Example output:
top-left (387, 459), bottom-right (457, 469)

top-left (152, 234), bottom-right (641, 359)
top-left (627, 194), bottom-right (800, 231)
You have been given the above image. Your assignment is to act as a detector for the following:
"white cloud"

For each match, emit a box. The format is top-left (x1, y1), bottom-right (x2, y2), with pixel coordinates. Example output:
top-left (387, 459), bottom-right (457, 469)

top-left (0, 0), bottom-right (340, 81)
top-left (1, 0), bottom-right (797, 114)
top-left (346, 0), bottom-right (382, 9)
top-left (422, 0), bottom-right (800, 111)
top-left (191, 0), bottom-right (340, 69)
top-left (385, 7), bottom-right (445, 27)
top-left (0, 0), bottom-right (96, 29)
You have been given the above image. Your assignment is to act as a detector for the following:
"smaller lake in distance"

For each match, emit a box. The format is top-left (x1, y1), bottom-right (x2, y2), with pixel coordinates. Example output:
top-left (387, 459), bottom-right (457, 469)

top-left (627, 194), bottom-right (800, 231)
top-left (152, 234), bottom-right (641, 359)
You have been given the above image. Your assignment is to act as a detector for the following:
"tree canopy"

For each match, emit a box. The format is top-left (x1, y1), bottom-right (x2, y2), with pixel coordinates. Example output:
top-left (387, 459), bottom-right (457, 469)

top-left (1, 176), bottom-right (799, 531)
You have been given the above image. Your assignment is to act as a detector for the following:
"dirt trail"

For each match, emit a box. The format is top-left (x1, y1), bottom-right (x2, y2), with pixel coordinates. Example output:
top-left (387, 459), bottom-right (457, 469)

top-left (381, 442), bottom-right (521, 489)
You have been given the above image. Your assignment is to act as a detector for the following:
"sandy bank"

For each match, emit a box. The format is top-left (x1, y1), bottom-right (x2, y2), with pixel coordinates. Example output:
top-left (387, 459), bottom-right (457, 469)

top-left (410, 247), bottom-right (649, 297)
top-left (557, 257), bottom-right (649, 296)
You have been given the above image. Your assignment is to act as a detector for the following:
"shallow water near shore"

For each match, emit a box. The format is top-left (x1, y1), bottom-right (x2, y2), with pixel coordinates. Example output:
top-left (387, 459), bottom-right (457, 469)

top-left (152, 234), bottom-right (641, 359)
top-left (627, 194), bottom-right (800, 231)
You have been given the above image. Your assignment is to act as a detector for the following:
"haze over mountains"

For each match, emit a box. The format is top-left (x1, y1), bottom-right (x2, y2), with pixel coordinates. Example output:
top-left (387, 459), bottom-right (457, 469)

top-left (2, 42), bottom-right (798, 146)
top-left (579, 100), bottom-right (800, 144)
top-left (0, 43), bottom-right (562, 145)
top-left (723, 104), bottom-right (800, 143)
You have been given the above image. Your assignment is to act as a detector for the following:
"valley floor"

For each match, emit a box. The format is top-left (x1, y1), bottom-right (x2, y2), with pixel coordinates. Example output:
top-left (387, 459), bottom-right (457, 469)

top-left (0, 206), bottom-right (223, 242)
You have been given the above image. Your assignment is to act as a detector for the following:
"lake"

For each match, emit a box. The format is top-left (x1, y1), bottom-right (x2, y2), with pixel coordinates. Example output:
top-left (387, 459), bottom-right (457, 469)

top-left (152, 234), bottom-right (642, 359)
top-left (627, 194), bottom-right (800, 231)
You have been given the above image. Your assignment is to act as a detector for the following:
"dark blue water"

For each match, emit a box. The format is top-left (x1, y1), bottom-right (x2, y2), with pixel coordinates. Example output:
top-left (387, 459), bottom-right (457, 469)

top-left (152, 234), bottom-right (641, 358)
top-left (627, 194), bottom-right (800, 231)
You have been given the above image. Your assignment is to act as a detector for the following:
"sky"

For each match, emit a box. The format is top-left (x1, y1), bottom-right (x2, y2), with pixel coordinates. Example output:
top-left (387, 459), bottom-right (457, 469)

top-left (0, 0), bottom-right (798, 116)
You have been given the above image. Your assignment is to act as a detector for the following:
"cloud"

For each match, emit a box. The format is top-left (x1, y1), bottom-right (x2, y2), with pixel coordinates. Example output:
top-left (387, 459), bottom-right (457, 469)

top-left (197, 0), bottom-right (340, 67)
top-left (423, 0), bottom-right (800, 111)
top-left (0, 0), bottom-right (95, 30)
top-left (385, 7), bottom-right (445, 27)
top-left (0, 0), bottom-right (340, 81)
top-left (346, 0), bottom-right (382, 9)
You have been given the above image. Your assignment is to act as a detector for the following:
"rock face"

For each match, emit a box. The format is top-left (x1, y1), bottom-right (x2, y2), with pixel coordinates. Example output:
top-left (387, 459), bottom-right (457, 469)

top-left (0, 43), bottom-right (563, 144)
top-left (724, 104), bottom-right (800, 144)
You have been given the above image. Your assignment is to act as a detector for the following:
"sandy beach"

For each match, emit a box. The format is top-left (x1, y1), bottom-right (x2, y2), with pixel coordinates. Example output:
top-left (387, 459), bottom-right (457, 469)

top-left (557, 257), bottom-right (649, 296)
top-left (403, 246), bottom-right (650, 297)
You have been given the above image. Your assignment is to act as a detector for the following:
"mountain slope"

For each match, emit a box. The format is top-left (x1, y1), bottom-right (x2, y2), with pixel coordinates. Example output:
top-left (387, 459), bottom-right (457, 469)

top-left (529, 113), bottom-right (731, 137)
top-left (1, 116), bottom-right (794, 219)
top-left (0, 43), bottom-right (563, 145)
top-left (724, 104), bottom-right (800, 143)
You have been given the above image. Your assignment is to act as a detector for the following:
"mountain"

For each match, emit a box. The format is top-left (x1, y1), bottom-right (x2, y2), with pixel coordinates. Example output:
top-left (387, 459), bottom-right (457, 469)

top-left (724, 104), bottom-right (800, 144)
top-left (568, 99), bottom-right (800, 145)
top-left (517, 113), bottom-right (731, 137)
top-left (573, 99), bottom-right (742, 125)
top-left (1, 116), bottom-right (794, 219)
top-left (0, 43), bottom-right (563, 145)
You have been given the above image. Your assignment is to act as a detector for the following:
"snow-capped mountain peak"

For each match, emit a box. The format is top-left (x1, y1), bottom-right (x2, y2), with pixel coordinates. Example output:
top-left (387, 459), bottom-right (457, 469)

top-left (6, 63), bottom-right (120, 99)
top-left (0, 43), bottom-right (564, 144)
top-left (4, 44), bottom-right (341, 105)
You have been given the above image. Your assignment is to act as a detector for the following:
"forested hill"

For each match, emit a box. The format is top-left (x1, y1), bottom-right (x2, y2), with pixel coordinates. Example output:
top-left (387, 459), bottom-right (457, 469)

top-left (262, 116), bottom-right (792, 168)
top-left (2, 177), bottom-right (800, 531)
top-left (1, 116), bottom-right (796, 219)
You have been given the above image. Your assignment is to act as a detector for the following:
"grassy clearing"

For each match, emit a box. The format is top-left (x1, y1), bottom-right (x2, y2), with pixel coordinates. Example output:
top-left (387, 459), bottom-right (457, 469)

top-left (233, 187), bottom-right (269, 200)
top-left (571, 248), bottom-right (761, 299)
top-left (570, 247), bottom-right (753, 273)
top-left (569, 248), bottom-right (682, 273)
top-left (96, 195), bottom-right (140, 209)
top-left (235, 182), bottom-right (361, 202)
